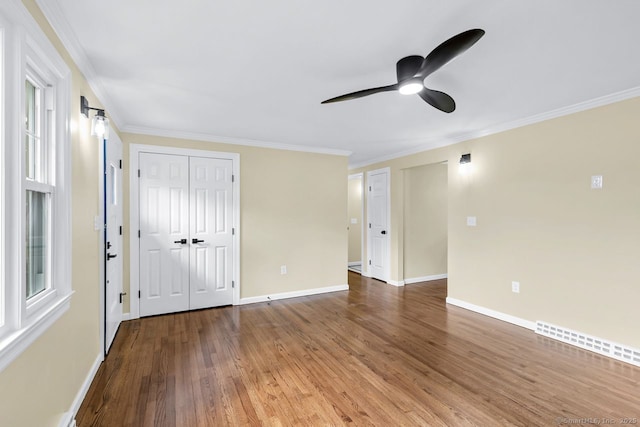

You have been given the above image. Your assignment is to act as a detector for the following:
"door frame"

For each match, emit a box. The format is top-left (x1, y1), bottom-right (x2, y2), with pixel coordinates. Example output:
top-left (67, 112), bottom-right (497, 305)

top-left (365, 167), bottom-right (391, 282)
top-left (129, 144), bottom-right (241, 320)
top-left (98, 136), bottom-right (106, 357)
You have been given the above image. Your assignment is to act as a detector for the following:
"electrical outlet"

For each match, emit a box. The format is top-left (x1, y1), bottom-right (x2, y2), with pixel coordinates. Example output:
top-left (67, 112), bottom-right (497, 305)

top-left (512, 281), bottom-right (520, 293)
top-left (467, 216), bottom-right (477, 227)
top-left (280, 265), bottom-right (287, 275)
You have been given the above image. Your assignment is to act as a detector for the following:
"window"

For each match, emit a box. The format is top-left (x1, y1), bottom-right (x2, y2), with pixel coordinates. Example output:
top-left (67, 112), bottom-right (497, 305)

top-left (0, 0), bottom-right (72, 373)
top-left (25, 77), bottom-right (52, 301)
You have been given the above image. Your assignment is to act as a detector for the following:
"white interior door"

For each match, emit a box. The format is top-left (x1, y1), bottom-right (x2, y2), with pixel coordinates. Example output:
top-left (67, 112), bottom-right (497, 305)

top-left (367, 168), bottom-right (389, 281)
top-left (189, 157), bottom-right (234, 309)
top-left (139, 153), bottom-right (190, 316)
top-left (105, 134), bottom-right (123, 353)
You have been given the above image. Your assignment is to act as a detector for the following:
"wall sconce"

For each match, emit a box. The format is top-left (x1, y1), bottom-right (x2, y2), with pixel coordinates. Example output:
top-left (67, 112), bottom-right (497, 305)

top-left (80, 95), bottom-right (110, 140)
top-left (459, 153), bottom-right (471, 174)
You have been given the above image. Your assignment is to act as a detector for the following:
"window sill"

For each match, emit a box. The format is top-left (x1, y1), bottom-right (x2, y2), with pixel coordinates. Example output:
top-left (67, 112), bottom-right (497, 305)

top-left (0, 291), bottom-right (74, 373)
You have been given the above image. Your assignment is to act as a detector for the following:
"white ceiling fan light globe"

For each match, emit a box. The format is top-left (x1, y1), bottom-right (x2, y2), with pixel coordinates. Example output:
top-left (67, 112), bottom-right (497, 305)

top-left (398, 78), bottom-right (424, 95)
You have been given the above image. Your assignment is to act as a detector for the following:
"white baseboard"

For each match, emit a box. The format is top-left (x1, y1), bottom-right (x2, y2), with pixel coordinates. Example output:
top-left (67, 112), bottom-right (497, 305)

top-left (239, 284), bottom-right (349, 305)
top-left (405, 274), bottom-right (447, 284)
top-left (121, 312), bottom-right (131, 321)
top-left (348, 261), bottom-right (361, 267)
top-left (361, 270), bottom-right (372, 278)
top-left (387, 280), bottom-right (405, 287)
top-left (446, 297), bottom-right (536, 330)
top-left (58, 353), bottom-right (103, 427)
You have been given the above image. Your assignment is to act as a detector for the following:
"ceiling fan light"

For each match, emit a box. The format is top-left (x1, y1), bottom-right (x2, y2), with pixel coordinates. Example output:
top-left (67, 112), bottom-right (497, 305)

top-left (399, 79), bottom-right (424, 95)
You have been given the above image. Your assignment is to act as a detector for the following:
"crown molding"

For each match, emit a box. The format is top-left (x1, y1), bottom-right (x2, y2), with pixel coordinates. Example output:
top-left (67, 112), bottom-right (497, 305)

top-left (35, 0), bottom-right (124, 128)
top-left (349, 85), bottom-right (640, 170)
top-left (123, 125), bottom-right (352, 157)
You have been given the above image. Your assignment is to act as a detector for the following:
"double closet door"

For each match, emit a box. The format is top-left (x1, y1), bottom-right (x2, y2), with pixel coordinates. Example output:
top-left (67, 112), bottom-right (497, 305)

top-left (139, 153), bottom-right (234, 317)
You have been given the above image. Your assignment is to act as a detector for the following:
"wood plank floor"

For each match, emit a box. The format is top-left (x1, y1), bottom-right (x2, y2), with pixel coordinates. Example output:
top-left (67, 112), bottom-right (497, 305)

top-left (77, 272), bottom-right (640, 426)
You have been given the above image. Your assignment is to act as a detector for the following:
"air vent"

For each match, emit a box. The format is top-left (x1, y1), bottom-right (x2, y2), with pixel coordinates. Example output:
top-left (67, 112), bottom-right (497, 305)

top-left (536, 321), bottom-right (640, 367)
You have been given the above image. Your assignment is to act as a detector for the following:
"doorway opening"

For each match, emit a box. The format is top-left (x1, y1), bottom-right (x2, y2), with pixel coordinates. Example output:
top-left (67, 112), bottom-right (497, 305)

top-left (402, 161), bottom-right (448, 288)
top-left (348, 173), bottom-right (364, 274)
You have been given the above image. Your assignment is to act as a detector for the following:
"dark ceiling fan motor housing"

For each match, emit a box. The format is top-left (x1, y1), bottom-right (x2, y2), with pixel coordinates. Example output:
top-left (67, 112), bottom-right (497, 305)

top-left (321, 29), bottom-right (485, 113)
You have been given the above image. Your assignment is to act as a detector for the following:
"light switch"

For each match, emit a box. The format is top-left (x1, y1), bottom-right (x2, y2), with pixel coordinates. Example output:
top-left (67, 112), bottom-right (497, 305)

top-left (591, 175), bottom-right (603, 189)
top-left (350, 218), bottom-right (358, 224)
top-left (466, 216), bottom-right (477, 227)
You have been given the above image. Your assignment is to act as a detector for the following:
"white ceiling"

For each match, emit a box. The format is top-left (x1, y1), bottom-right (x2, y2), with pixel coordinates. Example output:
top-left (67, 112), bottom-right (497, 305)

top-left (41, 0), bottom-right (640, 167)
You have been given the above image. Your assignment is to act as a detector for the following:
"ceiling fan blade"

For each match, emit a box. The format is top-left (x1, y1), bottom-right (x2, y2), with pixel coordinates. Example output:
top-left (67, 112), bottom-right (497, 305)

top-left (418, 88), bottom-right (456, 113)
top-left (396, 55), bottom-right (424, 83)
top-left (321, 84), bottom-right (398, 104)
top-left (416, 29), bottom-right (485, 79)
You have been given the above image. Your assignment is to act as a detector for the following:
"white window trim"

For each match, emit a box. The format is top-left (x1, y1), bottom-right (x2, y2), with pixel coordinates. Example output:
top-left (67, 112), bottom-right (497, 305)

top-left (0, 0), bottom-right (72, 373)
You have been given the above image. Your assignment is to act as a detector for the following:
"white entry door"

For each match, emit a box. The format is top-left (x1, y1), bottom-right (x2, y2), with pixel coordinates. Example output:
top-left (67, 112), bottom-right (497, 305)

top-left (139, 153), bottom-right (233, 317)
top-left (367, 168), bottom-right (389, 281)
top-left (105, 133), bottom-right (123, 353)
top-left (139, 153), bottom-right (190, 316)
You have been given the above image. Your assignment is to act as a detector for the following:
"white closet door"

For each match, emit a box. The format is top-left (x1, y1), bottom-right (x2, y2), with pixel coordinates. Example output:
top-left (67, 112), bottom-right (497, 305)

top-left (189, 157), bottom-right (234, 309)
top-left (139, 153), bottom-right (190, 316)
top-left (367, 169), bottom-right (389, 281)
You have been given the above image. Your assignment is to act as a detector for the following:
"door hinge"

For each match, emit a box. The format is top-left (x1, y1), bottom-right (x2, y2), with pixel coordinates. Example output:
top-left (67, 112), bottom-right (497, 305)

top-left (369, 260), bottom-right (372, 265)
top-left (369, 223), bottom-right (371, 229)
top-left (232, 228), bottom-right (235, 235)
top-left (138, 169), bottom-right (141, 177)
top-left (232, 174), bottom-right (235, 182)
top-left (232, 280), bottom-right (235, 288)
top-left (119, 225), bottom-right (123, 235)
top-left (138, 290), bottom-right (141, 298)
top-left (119, 159), bottom-right (122, 169)
top-left (138, 230), bottom-right (141, 238)
top-left (369, 186), bottom-right (372, 191)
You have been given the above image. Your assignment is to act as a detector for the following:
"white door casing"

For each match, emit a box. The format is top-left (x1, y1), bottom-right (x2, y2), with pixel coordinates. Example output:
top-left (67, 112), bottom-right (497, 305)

top-left (130, 145), bottom-right (240, 320)
top-left (367, 168), bottom-right (390, 282)
top-left (139, 153), bottom-right (190, 316)
top-left (189, 157), bottom-right (234, 309)
top-left (136, 149), bottom-right (238, 317)
top-left (105, 133), bottom-right (123, 353)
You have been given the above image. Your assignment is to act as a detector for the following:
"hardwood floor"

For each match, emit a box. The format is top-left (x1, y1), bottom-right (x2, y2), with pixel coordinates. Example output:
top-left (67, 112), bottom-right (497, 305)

top-left (77, 272), bottom-right (640, 426)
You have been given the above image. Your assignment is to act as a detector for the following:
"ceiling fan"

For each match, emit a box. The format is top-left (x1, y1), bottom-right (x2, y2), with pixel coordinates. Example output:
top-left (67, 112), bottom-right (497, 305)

top-left (321, 29), bottom-right (485, 113)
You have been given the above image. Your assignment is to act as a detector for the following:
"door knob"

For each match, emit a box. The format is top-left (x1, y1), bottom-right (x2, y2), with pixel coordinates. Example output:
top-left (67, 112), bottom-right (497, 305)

top-left (192, 238), bottom-right (205, 244)
top-left (174, 238), bottom-right (188, 244)
top-left (381, 230), bottom-right (387, 235)
top-left (107, 253), bottom-right (117, 260)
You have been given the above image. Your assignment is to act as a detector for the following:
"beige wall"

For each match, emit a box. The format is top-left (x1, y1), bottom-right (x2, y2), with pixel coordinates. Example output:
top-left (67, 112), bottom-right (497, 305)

top-left (403, 163), bottom-right (447, 279)
top-left (121, 134), bottom-right (348, 311)
top-left (353, 96), bottom-right (640, 349)
top-left (347, 176), bottom-right (363, 263)
top-left (0, 1), bottom-right (108, 426)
